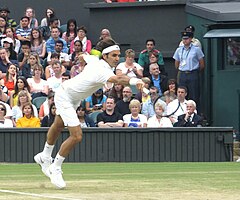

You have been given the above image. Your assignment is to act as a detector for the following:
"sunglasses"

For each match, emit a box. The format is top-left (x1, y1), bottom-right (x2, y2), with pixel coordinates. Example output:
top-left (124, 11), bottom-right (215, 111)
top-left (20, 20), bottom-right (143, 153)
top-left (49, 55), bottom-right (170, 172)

top-left (0, 108), bottom-right (5, 111)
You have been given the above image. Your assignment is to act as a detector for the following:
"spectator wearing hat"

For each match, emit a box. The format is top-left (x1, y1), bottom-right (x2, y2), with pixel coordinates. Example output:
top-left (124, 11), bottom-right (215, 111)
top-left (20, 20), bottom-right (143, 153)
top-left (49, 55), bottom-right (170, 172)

top-left (1, 37), bottom-right (17, 60)
top-left (138, 39), bottom-right (165, 77)
top-left (5, 27), bottom-right (21, 54)
top-left (179, 25), bottom-right (202, 49)
top-left (0, 7), bottom-right (17, 28)
top-left (173, 31), bottom-right (204, 109)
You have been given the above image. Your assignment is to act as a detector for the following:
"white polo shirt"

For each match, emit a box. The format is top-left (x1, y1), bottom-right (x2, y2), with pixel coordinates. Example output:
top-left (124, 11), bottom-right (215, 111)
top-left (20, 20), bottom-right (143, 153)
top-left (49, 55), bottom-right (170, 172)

top-left (61, 56), bottom-right (115, 106)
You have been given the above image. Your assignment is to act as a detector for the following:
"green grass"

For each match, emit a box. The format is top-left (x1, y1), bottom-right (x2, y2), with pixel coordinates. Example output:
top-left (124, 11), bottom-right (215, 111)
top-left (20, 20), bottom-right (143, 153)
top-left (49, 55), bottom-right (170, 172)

top-left (0, 162), bottom-right (240, 200)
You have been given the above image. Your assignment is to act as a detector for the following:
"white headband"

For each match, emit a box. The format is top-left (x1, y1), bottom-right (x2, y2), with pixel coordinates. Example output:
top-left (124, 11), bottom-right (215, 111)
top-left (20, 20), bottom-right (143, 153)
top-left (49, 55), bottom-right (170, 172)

top-left (102, 45), bottom-right (120, 54)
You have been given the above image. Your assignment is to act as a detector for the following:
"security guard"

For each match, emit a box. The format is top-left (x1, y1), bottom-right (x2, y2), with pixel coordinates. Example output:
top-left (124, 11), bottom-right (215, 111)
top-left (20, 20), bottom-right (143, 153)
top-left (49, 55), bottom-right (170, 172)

top-left (138, 39), bottom-right (164, 77)
top-left (173, 31), bottom-right (204, 108)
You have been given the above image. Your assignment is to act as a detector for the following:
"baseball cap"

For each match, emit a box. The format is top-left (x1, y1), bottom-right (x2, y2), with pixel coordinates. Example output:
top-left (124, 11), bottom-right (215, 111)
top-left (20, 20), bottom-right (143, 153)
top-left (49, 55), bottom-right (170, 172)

top-left (2, 37), bottom-right (13, 44)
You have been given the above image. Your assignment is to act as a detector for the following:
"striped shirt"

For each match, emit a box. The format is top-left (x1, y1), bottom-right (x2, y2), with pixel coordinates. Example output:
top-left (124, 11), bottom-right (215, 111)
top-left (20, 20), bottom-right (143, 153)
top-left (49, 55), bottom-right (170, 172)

top-left (16, 28), bottom-right (32, 38)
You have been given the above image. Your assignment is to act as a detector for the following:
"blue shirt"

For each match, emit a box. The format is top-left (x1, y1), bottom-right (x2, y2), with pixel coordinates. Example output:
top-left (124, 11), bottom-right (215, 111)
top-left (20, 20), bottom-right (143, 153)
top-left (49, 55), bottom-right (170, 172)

top-left (151, 75), bottom-right (162, 96)
top-left (85, 95), bottom-right (107, 108)
top-left (46, 37), bottom-right (68, 53)
top-left (173, 44), bottom-right (204, 71)
top-left (142, 98), bottom-right (167, 119)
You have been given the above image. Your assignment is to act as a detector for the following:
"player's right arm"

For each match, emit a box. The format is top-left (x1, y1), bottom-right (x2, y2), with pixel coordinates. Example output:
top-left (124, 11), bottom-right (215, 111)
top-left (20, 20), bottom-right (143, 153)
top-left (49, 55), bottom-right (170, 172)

top-left (108, 75), bottom-right (145, 91)
top-left (108, 75), bottom-right (130, 85)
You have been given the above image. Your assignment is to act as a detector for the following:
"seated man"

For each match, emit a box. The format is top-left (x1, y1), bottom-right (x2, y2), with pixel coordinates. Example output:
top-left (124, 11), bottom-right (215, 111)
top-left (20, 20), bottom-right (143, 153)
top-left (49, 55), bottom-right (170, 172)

top-left (47, 40), bottom-right (70, 68)
top-left (138, 39), bottom-right (164, 77)
top-left (148, 63), bottom-right (168, 97)
top-left (46, 27), bottom-right (68, 56)
top-left (16, 16), bottom-right (31, 42)
top-left (174, 100), bottom-right (203, 127)
top-left (97, 96), bottom-right (123, 127)
top-left (0, 48), bottom-right (18, 78)
top-left (141, 86), bottom-right (166, 119)
top-left (47, 61), bottom-right (64, 92)
top-left (115, 86), bottom-right (132, 116)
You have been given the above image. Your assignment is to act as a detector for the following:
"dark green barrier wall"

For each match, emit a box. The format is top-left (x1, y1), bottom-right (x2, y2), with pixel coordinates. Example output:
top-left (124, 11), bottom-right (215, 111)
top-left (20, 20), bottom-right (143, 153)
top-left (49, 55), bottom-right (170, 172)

top-left (0, 128), bottom-right (233, 163)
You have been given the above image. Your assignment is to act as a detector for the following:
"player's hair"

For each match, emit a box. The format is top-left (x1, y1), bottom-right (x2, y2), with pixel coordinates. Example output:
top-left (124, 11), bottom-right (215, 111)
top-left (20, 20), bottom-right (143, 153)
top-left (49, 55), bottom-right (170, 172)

top-left (95, 38), bottom-right (118, 53)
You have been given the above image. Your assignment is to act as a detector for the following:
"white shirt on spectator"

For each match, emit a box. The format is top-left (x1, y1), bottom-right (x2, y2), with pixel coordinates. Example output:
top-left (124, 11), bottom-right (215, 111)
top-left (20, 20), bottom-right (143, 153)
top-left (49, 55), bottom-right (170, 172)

top-left (123, 114), bottom-right (147, 127)
top-left (27, 78), bottom-right (48, 93)
top-left (147, 115), bottom-right (173, 127)
top-left (116, 62), bottom-right (142, 78)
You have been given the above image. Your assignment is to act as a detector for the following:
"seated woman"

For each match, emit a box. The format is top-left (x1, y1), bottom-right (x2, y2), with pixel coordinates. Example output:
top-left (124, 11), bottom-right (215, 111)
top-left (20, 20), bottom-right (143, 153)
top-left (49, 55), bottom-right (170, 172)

top-left (22, 52), bottom-right (42, 79)
top-left (69, 26), bottom-right (92, 54)
top-left (62, 19), bottom-right (77, 47)
top-left (0, 103), bottom-right (13, 127)
top-left (30, 28), bottom-right (46, 60)
top-left (76, 104), bottom-right (95, 128)
top-left (0, 64), bottom-right (17, 95)
top-left (116, 49), bottom-right (143, 79)
top-left (163, 79), bottom-right (177, 96)
top-left (38, 91), bottom-right (54, 121)
top-left (10, 76), bottom-right (31, 107)
top-left (105, 84), bottom-right (123, 103)
top-left (27, 64), bottom-right (48, 100)
top-left (85, 89), bottom-right (107, 113)
top-left (16, 102), bottom-right (40, 128)
top-left (123, 99), bottom-right (147, 127)
top-left (41, 102), bottom-right (56, 127)
top-left (147, 101), bottom-right (172, 127)
top-left (12, 90), bottom-right (38, 123)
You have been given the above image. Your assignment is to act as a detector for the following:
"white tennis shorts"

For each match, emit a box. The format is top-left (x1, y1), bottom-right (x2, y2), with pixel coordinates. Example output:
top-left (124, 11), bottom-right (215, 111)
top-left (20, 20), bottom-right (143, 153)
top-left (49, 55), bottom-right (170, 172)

top-left (54, 86), bottom-right (81, 127)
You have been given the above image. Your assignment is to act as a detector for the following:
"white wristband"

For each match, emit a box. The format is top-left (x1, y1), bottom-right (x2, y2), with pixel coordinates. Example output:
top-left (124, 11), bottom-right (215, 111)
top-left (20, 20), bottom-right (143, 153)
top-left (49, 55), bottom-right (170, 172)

top-left (129, 77), bottom-right (140, 86)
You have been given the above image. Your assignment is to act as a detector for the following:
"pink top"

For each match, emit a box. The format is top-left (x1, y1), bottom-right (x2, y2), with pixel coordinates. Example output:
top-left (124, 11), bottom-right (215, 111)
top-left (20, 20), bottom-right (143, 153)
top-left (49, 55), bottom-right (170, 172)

top-left (69, 38), bottom-right (92, 54)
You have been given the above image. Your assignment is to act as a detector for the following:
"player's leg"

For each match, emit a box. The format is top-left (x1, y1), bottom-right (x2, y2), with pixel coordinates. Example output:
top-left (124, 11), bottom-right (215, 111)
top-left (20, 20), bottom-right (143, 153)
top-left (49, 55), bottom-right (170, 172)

top-left (47, 115), bottom-right (65, 145)
top-left (58, 125), bottom-right (83, 157)
top-left (48, 125), bottom-right (82, 189)
top-left (34, 115), bottom-right (65, 177)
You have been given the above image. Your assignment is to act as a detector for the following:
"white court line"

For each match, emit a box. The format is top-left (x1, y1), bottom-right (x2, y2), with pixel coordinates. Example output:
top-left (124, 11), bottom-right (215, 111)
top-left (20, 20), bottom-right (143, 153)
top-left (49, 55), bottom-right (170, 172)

top-left (0, 189), bottom-right (84, 200)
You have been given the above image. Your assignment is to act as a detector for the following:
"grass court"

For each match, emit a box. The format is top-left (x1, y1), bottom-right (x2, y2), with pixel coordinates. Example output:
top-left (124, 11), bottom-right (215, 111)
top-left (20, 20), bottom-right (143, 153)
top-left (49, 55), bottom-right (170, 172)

top-left (0, 162), bottom-right (239, 200)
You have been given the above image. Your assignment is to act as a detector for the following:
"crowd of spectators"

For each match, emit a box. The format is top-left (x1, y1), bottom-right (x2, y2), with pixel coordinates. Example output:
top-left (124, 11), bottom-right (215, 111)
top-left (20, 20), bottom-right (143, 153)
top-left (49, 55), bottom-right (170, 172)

top-left (0, 5), bottom-right (205, 128)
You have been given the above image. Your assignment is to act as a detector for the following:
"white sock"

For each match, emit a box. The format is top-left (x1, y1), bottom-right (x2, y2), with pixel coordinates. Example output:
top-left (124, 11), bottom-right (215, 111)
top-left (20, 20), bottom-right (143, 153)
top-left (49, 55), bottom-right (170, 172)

top-left (53, 153), bottom-right (65, 168)
top-left (42, 142), bottom-right (54, 158)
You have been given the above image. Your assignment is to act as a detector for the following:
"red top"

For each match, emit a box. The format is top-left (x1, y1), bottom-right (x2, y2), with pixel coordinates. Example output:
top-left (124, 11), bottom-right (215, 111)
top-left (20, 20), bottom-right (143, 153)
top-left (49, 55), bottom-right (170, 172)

top-left (3, 77), bottom-right (14, 93)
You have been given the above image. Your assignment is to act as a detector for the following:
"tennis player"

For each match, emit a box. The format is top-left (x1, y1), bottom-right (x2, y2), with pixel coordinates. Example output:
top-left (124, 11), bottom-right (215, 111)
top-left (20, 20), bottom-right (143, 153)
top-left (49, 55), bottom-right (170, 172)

top-left (34, 38), bottom-right (144, 189)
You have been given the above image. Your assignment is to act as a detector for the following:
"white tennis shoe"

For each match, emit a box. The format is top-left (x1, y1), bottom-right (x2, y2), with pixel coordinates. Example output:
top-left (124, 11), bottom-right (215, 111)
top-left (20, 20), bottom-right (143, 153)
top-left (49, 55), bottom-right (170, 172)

top-left (34, 152), bottom-right (53, 178)
top-left (48, 164), bottom-right (66, 189)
